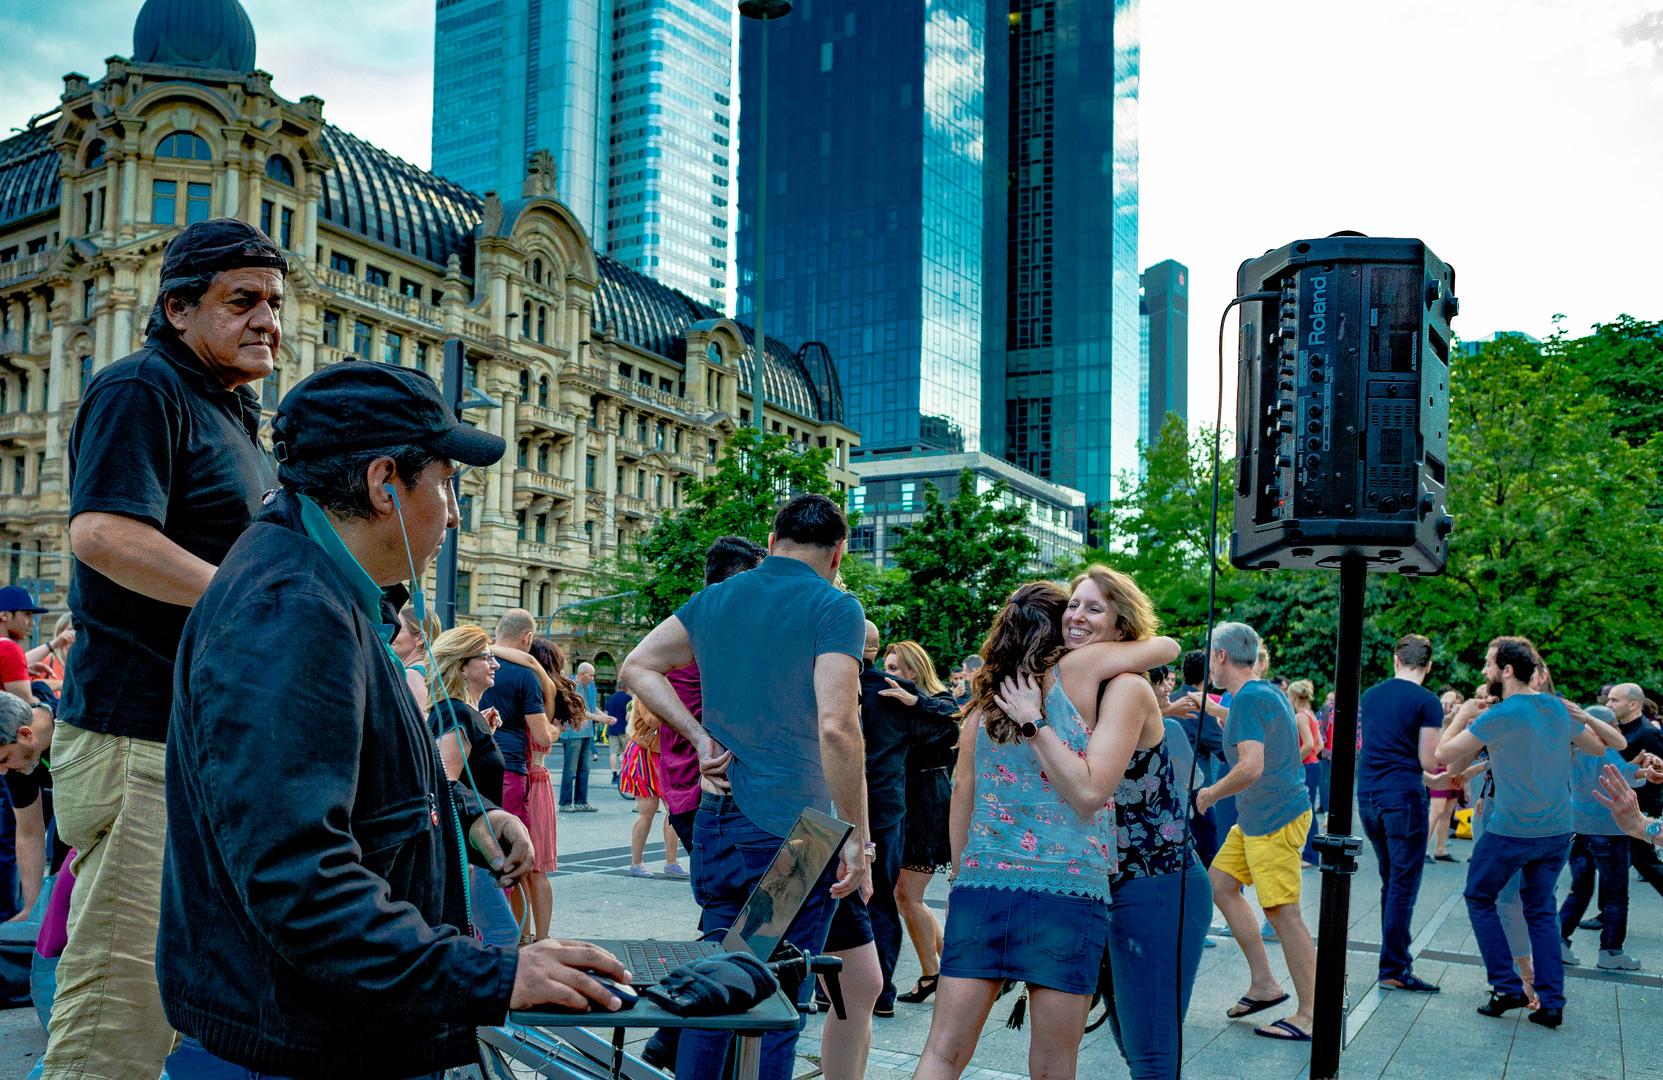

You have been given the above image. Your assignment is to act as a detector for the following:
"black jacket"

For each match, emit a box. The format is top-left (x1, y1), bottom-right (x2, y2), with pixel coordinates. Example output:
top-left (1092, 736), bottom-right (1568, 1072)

top-left (159, 491), bottom-right (517, 1079)
top-left (859, 664), bottom-right (961, 830)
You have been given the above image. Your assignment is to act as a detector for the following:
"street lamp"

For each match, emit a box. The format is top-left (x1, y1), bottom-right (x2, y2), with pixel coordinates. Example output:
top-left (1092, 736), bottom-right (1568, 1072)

top-left (738, 0), bottom-right (791, 433)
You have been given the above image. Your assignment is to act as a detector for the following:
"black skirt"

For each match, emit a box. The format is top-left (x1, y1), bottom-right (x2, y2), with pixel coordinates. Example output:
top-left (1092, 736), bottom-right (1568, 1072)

top-left (902, 765), bottom-right (953, 873)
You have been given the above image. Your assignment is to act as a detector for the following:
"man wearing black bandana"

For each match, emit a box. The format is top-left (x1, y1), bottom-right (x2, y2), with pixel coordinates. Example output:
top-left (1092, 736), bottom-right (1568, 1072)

top-left (44, 217), bottom-right (291, 1080)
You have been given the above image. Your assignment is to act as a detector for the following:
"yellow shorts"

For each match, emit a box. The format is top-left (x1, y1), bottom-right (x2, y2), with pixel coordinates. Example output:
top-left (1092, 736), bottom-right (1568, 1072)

top-left (1212, 810), bottom-right (1312, 909)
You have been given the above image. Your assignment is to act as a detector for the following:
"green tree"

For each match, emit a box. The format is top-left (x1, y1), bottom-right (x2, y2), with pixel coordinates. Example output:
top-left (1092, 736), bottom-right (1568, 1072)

top-left (870, 469), bottom-right (1035, 672)
top-left (569, 426), bottom-right (853, 631)
top-left (1555, 315), bottom-right (1663, 449)
top-left (1384, 334), bottom-right (1663, 699)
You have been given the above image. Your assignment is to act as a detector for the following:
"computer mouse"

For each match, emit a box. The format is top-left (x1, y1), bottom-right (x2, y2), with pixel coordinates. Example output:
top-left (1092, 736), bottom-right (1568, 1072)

top-left (591, 974), bottom-right (639, 1010)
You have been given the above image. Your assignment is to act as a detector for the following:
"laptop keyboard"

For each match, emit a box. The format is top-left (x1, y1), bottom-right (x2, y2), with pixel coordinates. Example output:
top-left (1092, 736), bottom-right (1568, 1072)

top-left (621, 940), bottom-right (723, 986)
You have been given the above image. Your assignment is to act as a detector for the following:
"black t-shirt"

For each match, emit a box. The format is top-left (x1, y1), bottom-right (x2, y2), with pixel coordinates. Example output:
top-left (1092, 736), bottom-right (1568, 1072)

top-left (1620, 718), bottom-right (1663, 816)
top-left (479, 662), bottom-right (544, 776)
top-left (1356, 678), bottom-right (1444, 797)
top-left (59, 332), bottom-right (273, 742)
top-left (430, 699), bottom-right (506, 807)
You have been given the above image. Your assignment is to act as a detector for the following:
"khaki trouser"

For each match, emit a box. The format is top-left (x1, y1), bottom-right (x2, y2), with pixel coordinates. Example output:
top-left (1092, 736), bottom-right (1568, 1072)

top-left (41, 723), bottom-right (178, 1080)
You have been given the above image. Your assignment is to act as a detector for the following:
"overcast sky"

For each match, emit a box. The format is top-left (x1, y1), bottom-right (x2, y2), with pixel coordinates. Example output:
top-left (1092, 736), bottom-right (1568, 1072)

top-left (4, 0), bottom-right (1659, 423)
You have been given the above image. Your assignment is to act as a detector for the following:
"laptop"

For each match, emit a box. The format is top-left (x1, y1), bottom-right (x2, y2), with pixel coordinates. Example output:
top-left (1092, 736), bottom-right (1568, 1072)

top-left (602, 806), bottom-right (853, 988)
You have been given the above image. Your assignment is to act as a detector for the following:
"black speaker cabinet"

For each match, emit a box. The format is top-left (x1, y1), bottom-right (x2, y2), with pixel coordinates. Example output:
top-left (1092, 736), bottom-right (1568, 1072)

top-left (1231, 235), bottom-right (1456, 575)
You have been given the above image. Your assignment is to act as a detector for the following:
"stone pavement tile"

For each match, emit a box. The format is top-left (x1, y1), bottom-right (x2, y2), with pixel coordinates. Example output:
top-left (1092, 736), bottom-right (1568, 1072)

top-left (0, 1005), bottom-right (44, 1077)
top-left (1618, 984), bottom-right (1663, 1079)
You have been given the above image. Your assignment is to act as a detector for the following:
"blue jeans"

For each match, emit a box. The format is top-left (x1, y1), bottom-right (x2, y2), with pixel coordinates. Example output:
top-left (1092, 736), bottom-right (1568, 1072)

top-left (472, 865), bottom-right (521, 948)
top-left (1359, 788), bottom-right (1429, 980)
top-left (559, 736), bottom-right (592, 806)
top-left (675, 794), bottom-right (837, 1080)
top-left (1102, 864), bottom-right (1213, 1080)
top-left (1300, 762), bottom-right (1323, 862)
top-left (1465, 831), bottom-right (1572, 1008)
top-left (1559, 834), bottom-right (1630, 951)
top-left (163, 1037), bottom-right (439, 1080)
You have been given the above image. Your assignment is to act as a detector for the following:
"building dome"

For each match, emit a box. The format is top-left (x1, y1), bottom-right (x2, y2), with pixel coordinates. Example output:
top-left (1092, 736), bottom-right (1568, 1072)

top-left (133, 0), bottom-right (257, 71)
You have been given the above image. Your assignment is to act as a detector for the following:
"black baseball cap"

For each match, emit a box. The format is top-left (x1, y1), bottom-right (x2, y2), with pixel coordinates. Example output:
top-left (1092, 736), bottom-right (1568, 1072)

top-left (161, 217), bottom-right (288, 279)
top-left (272, 361), bottom-right (505, 467)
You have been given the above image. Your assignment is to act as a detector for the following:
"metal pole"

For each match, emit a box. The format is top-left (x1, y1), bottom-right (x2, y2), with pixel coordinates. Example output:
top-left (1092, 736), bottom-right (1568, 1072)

top-left (434, 338), bottom-right (466, 631)
top-left (1311, 553), bottom-right (1366, 1078)
top-left (752, 12), bottom-right (770, 432)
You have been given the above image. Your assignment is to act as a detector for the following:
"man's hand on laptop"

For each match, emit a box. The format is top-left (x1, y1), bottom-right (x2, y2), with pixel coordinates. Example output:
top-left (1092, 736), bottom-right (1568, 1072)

top-left (510, 940), bottom-right (632, 1011)
top-left (830, 835), bottom-right (873, 902)
top-left (471, 809), bottom-right (535, 888)
top-left (698, 736), bottom-right (734, 792)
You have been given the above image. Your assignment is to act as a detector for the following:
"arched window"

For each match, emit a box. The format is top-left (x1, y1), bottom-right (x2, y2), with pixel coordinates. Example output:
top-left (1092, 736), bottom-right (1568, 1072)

top-left (538, 376), bottom-right (549, 407)
top-left (517, 439), bottom-right (530, 468)
top-left (84, 140), bottom-right (105, 168)
top-left (265, 155), bottom-right (295, 185)
top-left (707, 342), bottom-right (722, 365)
top-left (522, 300), bottom-right (532, 337)
top-left (537, 306), bottom-right (546, 344)
top-left (532, 258), bottom-right (543, 284)
top-left (156, 132), bottom-right (212, 161)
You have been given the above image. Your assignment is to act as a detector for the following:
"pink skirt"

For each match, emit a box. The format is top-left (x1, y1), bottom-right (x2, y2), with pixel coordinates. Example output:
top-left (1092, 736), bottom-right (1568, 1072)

top-left (525, 762), bottom-right (558, 873)
top-left (620, 742), bottom-right (661, 799)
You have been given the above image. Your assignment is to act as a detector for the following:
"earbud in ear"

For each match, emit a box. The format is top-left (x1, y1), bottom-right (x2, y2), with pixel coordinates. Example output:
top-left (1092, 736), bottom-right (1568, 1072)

top-left (382, 483), bottom-right (399, 505)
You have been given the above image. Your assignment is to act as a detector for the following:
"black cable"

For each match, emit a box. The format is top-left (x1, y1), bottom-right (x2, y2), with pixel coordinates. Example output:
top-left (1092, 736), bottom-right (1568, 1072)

top-left (1170, 290), bottom-right (1282, 1077)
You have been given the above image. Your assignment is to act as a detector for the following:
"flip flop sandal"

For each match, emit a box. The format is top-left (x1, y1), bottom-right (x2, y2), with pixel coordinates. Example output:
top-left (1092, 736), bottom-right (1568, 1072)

top-left (1227, 993), bottom-right (1289, 1019)
top-left (1255, 1019), bottom-right (1312, 1041)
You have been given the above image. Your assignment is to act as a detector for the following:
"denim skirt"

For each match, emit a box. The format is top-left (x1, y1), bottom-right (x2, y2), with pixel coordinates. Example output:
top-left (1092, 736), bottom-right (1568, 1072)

top-left (939, 885), bottom-right (1108, 995)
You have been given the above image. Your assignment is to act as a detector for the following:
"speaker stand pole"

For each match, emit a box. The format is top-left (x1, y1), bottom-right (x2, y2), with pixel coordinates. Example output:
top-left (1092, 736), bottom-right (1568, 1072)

top-left (1311, 553), bottom-right (1366, 1078)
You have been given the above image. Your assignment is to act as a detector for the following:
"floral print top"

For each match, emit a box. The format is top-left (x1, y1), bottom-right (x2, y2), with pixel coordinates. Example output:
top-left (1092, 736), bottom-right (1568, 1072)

top-left (1110, 737), bottom-right (1197, 886)
top-left (956, 677), bottom-right (1116, 903)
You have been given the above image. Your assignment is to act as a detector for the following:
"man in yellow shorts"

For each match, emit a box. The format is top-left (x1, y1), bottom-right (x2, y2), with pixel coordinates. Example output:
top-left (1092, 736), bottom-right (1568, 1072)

top-left (1195, 621), bottom-right (1318, 1041)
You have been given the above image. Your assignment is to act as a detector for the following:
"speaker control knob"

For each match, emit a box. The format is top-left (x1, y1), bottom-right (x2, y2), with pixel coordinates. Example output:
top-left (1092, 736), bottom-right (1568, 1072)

top-left (1279, 380), bottom-right (1295, 393)
top-left (1276, 456), bottom-right (1291, 469)
top-left (1278, 421), bottom-right (1294, 434)
top-left (1307, 454), bottom-right (1322, 468)
top-left (1435, 514), bottom-right (1454, 538)
top-left (1280, 401), bottom-right (1295, 414)
top-left (1419, 492), bottom-right (1436, 517)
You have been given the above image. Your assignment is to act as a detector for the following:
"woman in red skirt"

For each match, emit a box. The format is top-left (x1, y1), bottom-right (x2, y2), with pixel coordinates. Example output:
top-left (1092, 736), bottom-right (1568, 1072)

top-left (621, 696), bottom-right (685, 878)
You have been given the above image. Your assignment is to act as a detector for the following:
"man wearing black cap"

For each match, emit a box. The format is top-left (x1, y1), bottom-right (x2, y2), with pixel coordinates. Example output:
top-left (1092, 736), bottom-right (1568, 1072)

top-left (44, 217), bottom-right (288, 1080)
top-left (157, 361), bottom-right (628, 1079)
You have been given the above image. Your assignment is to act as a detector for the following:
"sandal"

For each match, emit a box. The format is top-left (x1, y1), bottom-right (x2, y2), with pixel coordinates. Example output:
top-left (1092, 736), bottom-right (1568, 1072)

top-left (1227, 993), bottom-right (1289, 1019)
top-left (1255, 1019), bottom-right (1312, 1041)
top-left (898, 974), bottom-right (939, 1003)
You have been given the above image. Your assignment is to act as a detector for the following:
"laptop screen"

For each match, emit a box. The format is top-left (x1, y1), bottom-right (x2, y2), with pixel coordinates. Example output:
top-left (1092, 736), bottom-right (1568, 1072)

top-left (721, 806), bottom-right (852, 959)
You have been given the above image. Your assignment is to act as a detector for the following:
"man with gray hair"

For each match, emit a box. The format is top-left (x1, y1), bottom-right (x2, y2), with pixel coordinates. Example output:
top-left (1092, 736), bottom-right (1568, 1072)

top-left (0, 691), bottom-right (50, 776)
top-left (46, 217), bottom-right (285, 1080)
top-left (1194, 622), bottom-right (1318, 1041)
top-left (1606, 683), bottom-right (1663, 899)
top-left (0, 688), bottom-right (56, 923)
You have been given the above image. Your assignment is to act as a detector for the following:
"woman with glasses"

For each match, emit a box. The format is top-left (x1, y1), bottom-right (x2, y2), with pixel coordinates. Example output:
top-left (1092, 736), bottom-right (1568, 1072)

top-left (427, 625), bottom-right (520, 948)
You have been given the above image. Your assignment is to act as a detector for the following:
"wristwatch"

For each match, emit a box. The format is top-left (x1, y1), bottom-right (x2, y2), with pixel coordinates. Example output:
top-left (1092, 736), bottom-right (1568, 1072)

top-left (1646, 819), bottom-right (1662, 844)
top-left (863, 841), bottom-right (877, 861)
top-left (1019, 713), bottom-right (1049, 740)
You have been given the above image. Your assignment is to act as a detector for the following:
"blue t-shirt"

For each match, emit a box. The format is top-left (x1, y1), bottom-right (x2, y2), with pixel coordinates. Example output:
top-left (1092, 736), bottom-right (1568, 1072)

top-left (479, 661), bottom-right (545, 775)
top-left (605, 690), bottom-right (631, 736)
top-left (1222, 679), bottom-right (1310, 836)
top-left (1468, 693), bottom-right (1583, 838)
top-left (1357, 677), bottom-right (1444, 797)
top-left (1569, 748), bottom-right (1640, 836)
top-left (675, 555), bottom-right (866, 837)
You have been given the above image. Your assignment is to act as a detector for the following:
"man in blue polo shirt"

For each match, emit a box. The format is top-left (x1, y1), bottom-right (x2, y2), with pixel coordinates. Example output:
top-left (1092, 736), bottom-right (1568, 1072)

top-left (1437, 635), bottom-right (1621, 1029)
top-left (1356, 633), bottom-right (1445, 993)
top-left (622, 494), bottom-right (870, 1080)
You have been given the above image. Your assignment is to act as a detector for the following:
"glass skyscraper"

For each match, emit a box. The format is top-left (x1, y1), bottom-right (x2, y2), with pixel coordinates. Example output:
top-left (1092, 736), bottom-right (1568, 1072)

top-left (736, 0), bottom-right (988, 457)
top-left (983, 0), bottom-right (1139, 530)
top-left (1139, 258), bottom-right (1188, 448)
top-left (431, 0), bottom-right (735, 309)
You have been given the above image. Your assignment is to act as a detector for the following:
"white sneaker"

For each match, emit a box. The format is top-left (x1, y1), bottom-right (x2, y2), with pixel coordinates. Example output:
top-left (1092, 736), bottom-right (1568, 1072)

top-left (1560, 940), bottom-right (1581, 966)
top-left (1598, 950), bottom-right (1641, 971)
top-left (627, 864), bottom-right (653, 878)
top-left (662, 862), bottom-right (689, 878)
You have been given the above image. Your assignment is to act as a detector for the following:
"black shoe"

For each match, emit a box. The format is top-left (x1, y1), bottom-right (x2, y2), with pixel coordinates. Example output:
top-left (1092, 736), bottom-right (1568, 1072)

top-left (1477, 990), bottom-right (1532, 1017)
top-left (873, 999), bottom-right (895, 1018)
top-left (898, 974), bottom-right (940, 1003)
top-left (1580, 916), bottom-right (1604, 931)
top-left (1528, 1007), bottom-right (1564, 1028)
top-left (1379, 973), bottom-right (1440, 993)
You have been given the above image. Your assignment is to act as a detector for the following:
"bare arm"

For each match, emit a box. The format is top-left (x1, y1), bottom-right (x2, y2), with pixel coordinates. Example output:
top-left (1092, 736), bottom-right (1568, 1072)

top-left (437, 730), bottom-right (468, 782)
top-left (1417, 726), bottom-right (1441, 776)
top-left (948, 711), bottom-right (979, 877)
top-left (489, 646), bottom-right (561, 745)
top-left (1297, 710), bottom-right (1317, 760)
top-left (2, 680), bottom-right (31, 704)
top-left (996, 671), bottom-right (1147, 818)
top-left (1568, 702), bottom-right (1626, 754)
top-left (404, 668), bottom-right (430, 717)
top-left (9, 799), bottom-right (44, 920)
top-left (815, 651), bottom-right (871, 901)
top-left (69, 512), bottom-right (215, 608)
top-left (1065, 636), bottom-right (1181, 687)
top-left (1197, 739), bottom-right (1264, 813)
top-left (619, 616), bottom-right (729, 787)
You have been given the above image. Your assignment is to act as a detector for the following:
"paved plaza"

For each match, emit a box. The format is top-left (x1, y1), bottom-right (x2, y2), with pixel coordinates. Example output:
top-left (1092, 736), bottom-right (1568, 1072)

top-left (4, 787), bottom-right (1662, 1079)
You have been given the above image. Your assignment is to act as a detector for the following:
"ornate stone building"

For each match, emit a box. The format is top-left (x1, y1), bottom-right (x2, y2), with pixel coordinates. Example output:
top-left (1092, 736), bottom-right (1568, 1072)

top-left (0, 0), bottom-right (859, 680)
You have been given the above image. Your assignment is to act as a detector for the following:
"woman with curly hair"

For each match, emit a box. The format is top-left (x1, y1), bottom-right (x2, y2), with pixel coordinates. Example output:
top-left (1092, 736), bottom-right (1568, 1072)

top-left (913, 581), bottom-right (1178, 1080)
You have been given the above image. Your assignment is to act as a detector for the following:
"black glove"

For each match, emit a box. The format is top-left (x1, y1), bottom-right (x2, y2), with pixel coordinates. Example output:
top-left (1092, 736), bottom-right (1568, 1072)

top-left (641, 952), bottom-right (780, 1017)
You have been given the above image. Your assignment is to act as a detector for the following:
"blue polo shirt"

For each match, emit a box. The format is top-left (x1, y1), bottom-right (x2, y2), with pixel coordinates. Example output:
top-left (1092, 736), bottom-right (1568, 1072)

top-left (1468, 693), bottom-right (1583, 838)
top-left (674, 555), bottom-right (866, 837)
